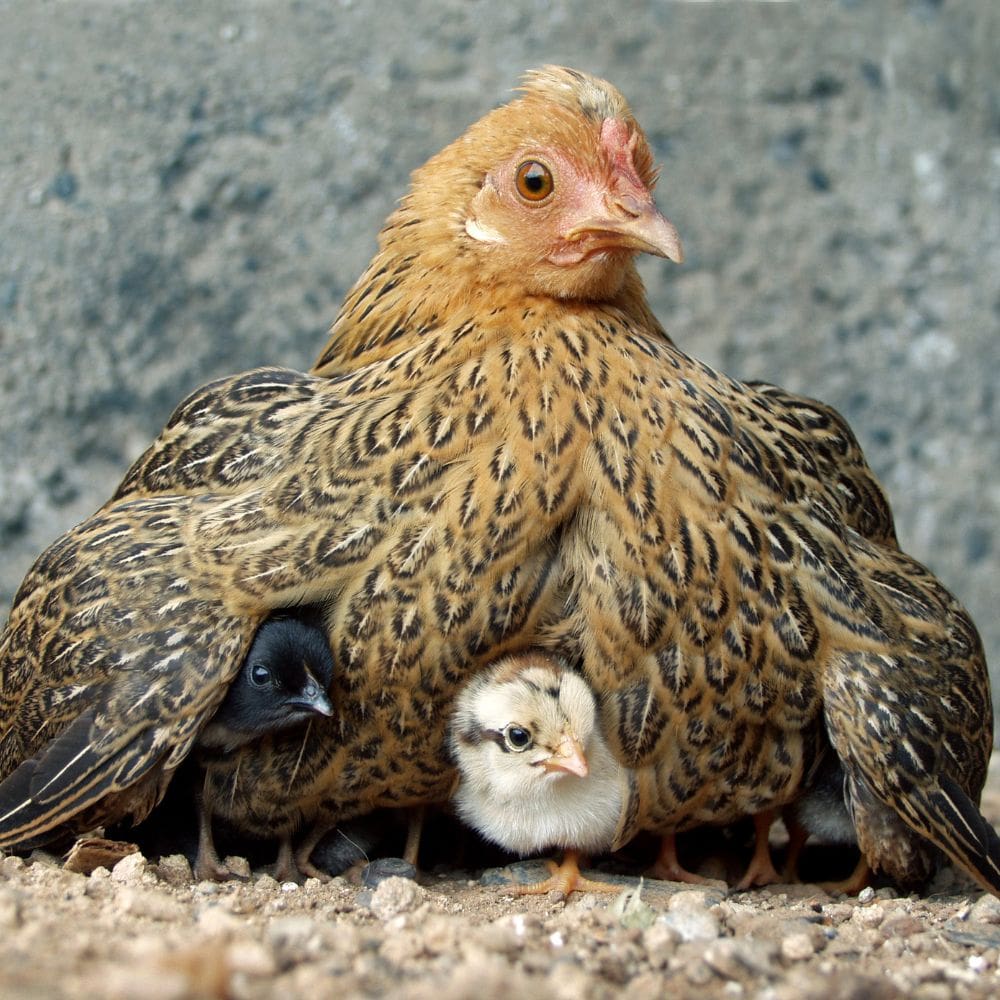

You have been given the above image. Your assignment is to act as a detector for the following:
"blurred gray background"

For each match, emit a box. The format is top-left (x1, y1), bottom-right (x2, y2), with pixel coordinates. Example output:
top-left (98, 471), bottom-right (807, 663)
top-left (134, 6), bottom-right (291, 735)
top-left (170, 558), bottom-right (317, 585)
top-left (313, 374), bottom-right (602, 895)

top-left (1, 1), bottom-right (998, 703)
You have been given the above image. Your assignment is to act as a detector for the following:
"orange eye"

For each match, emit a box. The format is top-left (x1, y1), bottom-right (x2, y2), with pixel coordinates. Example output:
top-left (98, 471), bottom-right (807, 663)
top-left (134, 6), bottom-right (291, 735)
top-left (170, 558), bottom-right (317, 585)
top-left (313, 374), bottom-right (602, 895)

top-left (515, 160), bottom-right (554, 202)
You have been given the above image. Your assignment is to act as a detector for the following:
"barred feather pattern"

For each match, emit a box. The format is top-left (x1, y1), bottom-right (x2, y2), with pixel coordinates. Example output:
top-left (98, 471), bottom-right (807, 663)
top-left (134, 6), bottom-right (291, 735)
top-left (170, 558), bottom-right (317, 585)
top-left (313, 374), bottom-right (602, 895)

top-left (3, 294), bottom-right (972, 850)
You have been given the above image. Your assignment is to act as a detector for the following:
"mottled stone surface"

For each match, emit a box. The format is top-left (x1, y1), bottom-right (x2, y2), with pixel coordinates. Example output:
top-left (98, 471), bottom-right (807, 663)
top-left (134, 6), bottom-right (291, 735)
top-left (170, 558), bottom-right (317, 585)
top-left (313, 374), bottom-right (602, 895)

top-left (1, 1), bottom-right (997, 697)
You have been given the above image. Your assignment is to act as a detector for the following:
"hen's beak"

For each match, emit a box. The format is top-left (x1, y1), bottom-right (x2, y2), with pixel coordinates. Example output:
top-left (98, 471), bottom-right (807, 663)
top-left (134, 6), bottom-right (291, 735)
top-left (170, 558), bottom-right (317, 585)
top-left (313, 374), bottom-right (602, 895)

top-left (542, 734), bottom-right (589, 778)
top-left (564, 194), bottom-right (684, 264)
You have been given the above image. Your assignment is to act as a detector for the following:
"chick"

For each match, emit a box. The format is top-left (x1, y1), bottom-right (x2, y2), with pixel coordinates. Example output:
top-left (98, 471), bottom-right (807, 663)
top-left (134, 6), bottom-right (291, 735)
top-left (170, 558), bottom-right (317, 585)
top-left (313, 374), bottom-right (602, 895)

top-left (449, 651), bottom-right (625, 897)
top-left (782, 751), bottom-right (870, 894)
top-left (193, 616), bottom-right (334, 881)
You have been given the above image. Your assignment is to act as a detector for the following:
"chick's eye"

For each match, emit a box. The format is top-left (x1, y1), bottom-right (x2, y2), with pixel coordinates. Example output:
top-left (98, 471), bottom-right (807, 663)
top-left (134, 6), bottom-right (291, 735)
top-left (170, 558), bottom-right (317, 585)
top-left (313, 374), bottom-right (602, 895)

top-left (515, 160), bottom-right (553, 202)
top-left (249, 664), bottom-right (272, 687)
top-left (503, 724), bottom-right (532, 752)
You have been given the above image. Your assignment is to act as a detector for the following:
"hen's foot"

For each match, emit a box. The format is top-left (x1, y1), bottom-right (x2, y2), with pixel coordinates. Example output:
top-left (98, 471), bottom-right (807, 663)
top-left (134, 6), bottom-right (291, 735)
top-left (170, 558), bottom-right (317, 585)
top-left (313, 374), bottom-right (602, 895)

top-left (647, 834), bottom-right (714, 885)
top-left (819, 855), bottom-right (871, 896)
top-left (735, 810), bottom-right (783, 890)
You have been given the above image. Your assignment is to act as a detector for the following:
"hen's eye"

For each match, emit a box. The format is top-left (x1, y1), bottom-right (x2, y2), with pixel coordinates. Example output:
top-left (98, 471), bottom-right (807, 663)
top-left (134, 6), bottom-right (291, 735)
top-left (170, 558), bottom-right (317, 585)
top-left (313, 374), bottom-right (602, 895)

top-left (503, 724), bottom-right (532, 752)
top-left (249, 664), bottom-right (272, 687)
top-left (515, 161), bottom-right (554, 202)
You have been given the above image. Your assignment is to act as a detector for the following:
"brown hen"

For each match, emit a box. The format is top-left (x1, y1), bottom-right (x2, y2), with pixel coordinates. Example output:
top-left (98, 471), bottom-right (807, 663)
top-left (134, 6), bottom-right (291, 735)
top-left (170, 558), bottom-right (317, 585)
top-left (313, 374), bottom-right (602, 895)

top-left (0, 68), bottom-right (995, 897)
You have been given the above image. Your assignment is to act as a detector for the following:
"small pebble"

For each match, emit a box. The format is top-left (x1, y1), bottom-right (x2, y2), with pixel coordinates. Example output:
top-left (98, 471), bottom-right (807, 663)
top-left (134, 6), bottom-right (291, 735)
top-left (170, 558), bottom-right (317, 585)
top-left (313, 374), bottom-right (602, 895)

top-left (367, 875), bottom-right (426, 920)
top-left (703, 938), bottom-right (779, 980)
top-left (0, 886), bottom-right (23, 928)
top-left (362, 856), bottom-right (418, 887)
top-left (880, 913), bottom-right (924, 939)
top-left (968, 954), bottom-right (988, 973)
top-left (781, 931), bottom-right (818, 961)
top-left (224, 856), bottom-right (251, 879)
top-left (643, 921), bottom-right (680, 968)
top-left (85, 867), bottom-right (112, 898)
top-left (661, 891), bottom-right (722, 942)
top-left (822, 902), bottom-right (854, 924)
top-left (969, 894), bottom-right (1000, 924)
top-left (111, 852), bottom-right (149, 885)
top-left (857, 886), bottom-right (876, 903)
top-left (685, 958), bottom-right (715, 986)
top-left (0, 855), bottom-right (25, 877)
top-left (852, 903), bottom-right (885, 928)
top-left (154, 855), bottom-right (193, 886)
top-left (253, 874), bottom-right (279, 894)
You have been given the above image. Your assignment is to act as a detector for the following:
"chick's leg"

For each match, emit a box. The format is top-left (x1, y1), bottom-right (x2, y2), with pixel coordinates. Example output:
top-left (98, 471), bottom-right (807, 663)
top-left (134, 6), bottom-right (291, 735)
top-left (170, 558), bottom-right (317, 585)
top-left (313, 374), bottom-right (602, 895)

top-left (735, 810), bottom-right (784, 890)
top-left (193, 780), bottom-right (239, 882)
top-left (270, 836), bottom-right (302, 883)
top-left (647, 834), bottom-right (713, 885)
top-left (293, 820), bottom-right (335, 882)
top-left (781, 811), bottom-right (809, 882)
top-left (403, 806), bottom-right (425, 868)
top-left (510, 850), bottom-right (618, 899)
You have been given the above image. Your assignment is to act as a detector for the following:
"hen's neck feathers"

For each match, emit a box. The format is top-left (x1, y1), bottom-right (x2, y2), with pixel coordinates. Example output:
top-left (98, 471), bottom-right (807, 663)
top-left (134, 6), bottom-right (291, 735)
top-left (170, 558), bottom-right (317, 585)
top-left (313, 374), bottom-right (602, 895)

top-left (313, 67), bottom-right (670, 376)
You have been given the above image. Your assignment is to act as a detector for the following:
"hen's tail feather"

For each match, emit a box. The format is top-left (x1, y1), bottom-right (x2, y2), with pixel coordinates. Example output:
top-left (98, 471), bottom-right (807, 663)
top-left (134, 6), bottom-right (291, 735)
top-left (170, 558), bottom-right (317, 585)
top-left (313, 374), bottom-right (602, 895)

top-left (928, 774), bottom-right (1000, 893)
top-left (0, 713), bottom-right (161, 850)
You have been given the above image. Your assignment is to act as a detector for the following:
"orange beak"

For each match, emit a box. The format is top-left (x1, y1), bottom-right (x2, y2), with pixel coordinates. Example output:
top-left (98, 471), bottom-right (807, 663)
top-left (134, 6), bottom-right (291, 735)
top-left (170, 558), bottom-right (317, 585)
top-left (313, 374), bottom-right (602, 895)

top-left (542, 734), bottom-right (589, 778)
top-left (563, 194), bottom-right (684, 264)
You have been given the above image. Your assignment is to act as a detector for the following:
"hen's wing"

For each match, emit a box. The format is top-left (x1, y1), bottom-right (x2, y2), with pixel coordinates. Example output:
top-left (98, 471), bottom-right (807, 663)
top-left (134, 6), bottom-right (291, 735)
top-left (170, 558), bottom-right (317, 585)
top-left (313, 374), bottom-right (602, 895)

top-left (745, 383), bottom-right (897, 547)
top-left (0, 495), bottom-right (257, 848)
top-left (110, 368), bottom-right (321, 503)
top-left (823, 537), bottom-right (998, 891)
top-left (2, 342), bottom-right (582, 830)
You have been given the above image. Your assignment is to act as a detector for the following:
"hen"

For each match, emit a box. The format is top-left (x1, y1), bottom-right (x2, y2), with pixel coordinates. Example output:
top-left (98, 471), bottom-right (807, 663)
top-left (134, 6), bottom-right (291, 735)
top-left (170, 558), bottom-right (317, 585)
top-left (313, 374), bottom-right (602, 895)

top-left (0, 68), bottom-right (995, 898)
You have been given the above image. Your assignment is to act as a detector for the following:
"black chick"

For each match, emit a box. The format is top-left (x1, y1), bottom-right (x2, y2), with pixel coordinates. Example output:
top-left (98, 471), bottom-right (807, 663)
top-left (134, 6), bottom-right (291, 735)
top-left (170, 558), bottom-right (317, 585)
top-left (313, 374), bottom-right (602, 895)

top-left (193, 616), bottom-right (334, 881)
top-left (782, 750), bottom-right (865, 891)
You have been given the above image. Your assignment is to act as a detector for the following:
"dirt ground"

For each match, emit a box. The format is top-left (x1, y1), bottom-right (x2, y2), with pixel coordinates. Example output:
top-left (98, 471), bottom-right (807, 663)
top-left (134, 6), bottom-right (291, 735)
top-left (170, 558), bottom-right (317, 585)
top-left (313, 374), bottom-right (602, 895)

top-left (0, 756), bottom-right (998, 1000)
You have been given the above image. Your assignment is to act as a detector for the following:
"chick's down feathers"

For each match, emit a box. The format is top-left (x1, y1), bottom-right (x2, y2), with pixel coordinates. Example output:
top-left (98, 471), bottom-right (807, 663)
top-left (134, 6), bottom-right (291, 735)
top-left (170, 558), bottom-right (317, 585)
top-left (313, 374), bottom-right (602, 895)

top-left (450, 652), bottom-right (624, 857)
top-left (0, 67), bottom-right (994, 895)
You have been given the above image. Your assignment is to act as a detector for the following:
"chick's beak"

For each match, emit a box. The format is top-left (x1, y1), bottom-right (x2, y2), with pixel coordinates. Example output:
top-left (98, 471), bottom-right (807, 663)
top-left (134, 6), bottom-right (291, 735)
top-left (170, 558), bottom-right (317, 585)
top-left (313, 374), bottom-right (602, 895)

top-left (542, 734), bottom-right (589, 778)
top-left (291, 670), bottom-right (335, 718)
top-left (564, 194), bottom-right (684, 264)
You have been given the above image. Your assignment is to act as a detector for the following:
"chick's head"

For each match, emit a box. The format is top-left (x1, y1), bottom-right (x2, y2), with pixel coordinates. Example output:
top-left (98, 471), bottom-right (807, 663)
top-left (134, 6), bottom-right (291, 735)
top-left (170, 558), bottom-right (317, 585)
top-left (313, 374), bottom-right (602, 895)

top-left (198, 618), bottom-right (335, 752)
top-left (450, 653), bottom-right (600, 801)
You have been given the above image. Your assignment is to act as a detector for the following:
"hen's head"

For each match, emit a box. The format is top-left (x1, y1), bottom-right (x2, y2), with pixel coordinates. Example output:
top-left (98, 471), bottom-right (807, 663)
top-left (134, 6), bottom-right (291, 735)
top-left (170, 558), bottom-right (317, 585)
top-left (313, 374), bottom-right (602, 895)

top-left (396, 66), bottom-right (682, 303)
top-left (317, 67), bottom-right (682, 373)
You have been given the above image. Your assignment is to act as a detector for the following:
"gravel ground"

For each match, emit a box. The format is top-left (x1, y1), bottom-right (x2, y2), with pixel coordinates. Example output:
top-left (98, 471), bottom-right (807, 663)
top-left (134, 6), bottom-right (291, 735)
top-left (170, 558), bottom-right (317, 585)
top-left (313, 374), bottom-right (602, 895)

top-left (1, 756), bottom-right (999, 1000)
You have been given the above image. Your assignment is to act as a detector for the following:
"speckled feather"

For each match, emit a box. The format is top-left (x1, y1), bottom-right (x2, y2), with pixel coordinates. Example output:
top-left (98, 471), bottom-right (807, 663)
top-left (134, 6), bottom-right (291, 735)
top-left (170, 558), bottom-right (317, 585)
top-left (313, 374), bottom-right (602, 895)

top-left (0, 68), bottom-right (992, 893)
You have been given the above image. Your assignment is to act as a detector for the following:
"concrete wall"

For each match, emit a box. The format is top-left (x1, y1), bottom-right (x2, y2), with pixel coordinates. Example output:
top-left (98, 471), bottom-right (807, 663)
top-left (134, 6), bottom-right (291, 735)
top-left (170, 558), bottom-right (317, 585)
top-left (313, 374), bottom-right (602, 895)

top-left (2, 1), bottom-right (998, 700)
